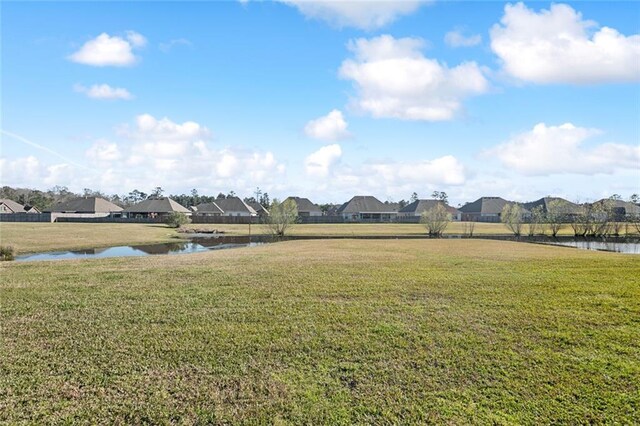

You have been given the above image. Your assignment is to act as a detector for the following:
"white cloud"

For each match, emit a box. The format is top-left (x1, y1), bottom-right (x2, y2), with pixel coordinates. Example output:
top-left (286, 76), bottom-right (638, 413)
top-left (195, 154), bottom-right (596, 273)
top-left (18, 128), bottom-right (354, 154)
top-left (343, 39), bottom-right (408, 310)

top-left (159, 38), bottom-right (192, 53)
top-left (69, 31), bottom-right (146, 67)
top-left (339, 35), bottom-right (489, 121)
top-left (490, 2), bottom-right (640, 84)
top-left (86, 140), bottom-right (122, 162)
top-left (120, 114), bottom-right (286, 192)
top-left (304, 144), bottom-right (342, 177)
top-left (278, 0), bottom-right (428, 30)
top-left (486, 122), bottom-right (640, 175)
top-left (122, 113), bottom-right (212, 142)
top-left (444, 29), bottom-right (482, 47)
top-left (304, 110), bottom-right (351, 141)
top-left (74, 84), bottom-right (133, 100)
top-left (301, 154), bottom-right (467, 202)
top-left (125, 31), bottom-right (147, 48)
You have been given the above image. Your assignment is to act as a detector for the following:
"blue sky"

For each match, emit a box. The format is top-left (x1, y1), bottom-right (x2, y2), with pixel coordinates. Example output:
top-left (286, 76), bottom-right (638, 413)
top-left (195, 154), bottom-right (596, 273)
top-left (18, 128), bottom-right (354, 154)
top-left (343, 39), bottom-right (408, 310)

top-left (1, 0), bottom-right (639, 205)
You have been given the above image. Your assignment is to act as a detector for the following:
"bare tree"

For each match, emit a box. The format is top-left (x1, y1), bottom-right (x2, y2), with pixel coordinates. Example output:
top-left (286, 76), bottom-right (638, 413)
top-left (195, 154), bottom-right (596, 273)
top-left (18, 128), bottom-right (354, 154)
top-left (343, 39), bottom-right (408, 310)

top-left (571, 204), bottom-right (590, 237)
top-left (462, 221), bottom-right (476, 237)
top-left (546, 199), bottom-right (569, 237)
top-left (590, 199), bottom-right (614, 237)
top-left (501, 203), bottom-right (525, 236)
top-left (420, 203), bottom-right (451, 236)
top-left (266, 198), bottom-right (298, 237)
top-left (527, 205), bottom-right (545, 236)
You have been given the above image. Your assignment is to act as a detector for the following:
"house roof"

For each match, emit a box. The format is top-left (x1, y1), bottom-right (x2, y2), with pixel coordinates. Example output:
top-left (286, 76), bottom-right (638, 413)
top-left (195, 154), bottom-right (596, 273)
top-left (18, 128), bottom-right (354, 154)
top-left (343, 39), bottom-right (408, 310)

top-left (0, 199), bottom-right (26, 213)
top-left (337, 196), bottom-right (398, 214)
top-left (594, 199), bottom-right (640, 215)
top-left (193, 202), bottom-right (224, 214)
top-left (46, 197), bottom-right (123, 213)
top-left (284, 196), bottom-right (321, 213)
top-left (213, 197), bottom-right (257, 215)
top-left (400, 199), bottom-right (460, 215)
top-left (523, 197), bottom-right (580, 214)
top-left (124, 198), bottom-right (190, 213)
top-left (458, 197), bottom-right (514, 215)
top-left (248, 202), bottom-right (269, 215)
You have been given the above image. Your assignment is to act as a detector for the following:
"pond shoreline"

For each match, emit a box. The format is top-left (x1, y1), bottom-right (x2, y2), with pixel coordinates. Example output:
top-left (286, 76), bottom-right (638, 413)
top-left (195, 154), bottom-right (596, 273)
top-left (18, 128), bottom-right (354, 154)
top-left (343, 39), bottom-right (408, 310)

top-left (11, 234), bottom-right (640, 261)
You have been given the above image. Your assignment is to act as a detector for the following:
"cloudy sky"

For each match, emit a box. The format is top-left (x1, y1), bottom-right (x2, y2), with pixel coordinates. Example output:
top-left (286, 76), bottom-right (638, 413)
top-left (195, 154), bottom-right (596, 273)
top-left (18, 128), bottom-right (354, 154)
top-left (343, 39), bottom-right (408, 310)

top-left (1, 1), bottom-right (639, 205)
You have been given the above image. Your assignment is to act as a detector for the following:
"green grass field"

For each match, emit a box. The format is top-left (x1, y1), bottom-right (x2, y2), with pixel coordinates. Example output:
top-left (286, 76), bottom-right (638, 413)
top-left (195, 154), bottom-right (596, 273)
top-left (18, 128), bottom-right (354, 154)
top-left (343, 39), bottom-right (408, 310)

top-left (1, 236), bottom-right (639, 423)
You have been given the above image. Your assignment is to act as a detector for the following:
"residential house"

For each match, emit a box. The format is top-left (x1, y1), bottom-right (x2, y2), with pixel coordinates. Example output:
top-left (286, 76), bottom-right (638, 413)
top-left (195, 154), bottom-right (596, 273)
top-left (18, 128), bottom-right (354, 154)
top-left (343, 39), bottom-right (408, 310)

top-left (211, 197), bottom-right (257, 217)
top-left (523, 197), bottom-right (581, 216)
top-left (248, 202), bottom-right (269, 218)
top-left (399, 199), bottom-right (461, 221)
top-left (284, 196), bottom-right (322, 217)
top-left (458, 196), bottom-right (518, 222)
top-left (191, 202), bottom-right (224, 217)
top-left (46, 196), bottom-right (124, 217)
top-left (0, 199), bottom-right (27, 214)
top-left (337, 196), bottom-right (398, 222)
top-left (594, 198), bottom-right (640, 220)
top-left (123, 198), bottom-right (190, 218)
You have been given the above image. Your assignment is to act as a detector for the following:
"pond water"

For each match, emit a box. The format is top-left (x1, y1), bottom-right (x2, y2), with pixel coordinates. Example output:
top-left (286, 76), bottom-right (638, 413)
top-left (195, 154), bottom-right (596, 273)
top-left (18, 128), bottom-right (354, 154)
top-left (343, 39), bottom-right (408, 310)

top-left (540, 239), bottom-right (640, 254)
top-left (15, 236), bottom-right (266, 262)
top-left (13, 235), bottom-right (640, 262)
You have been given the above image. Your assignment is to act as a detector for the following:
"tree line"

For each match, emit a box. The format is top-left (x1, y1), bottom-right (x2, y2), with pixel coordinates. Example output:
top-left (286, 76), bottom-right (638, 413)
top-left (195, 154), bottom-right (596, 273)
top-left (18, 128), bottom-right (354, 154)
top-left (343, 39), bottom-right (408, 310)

top-left (0, 186), bottom-right (272, 211)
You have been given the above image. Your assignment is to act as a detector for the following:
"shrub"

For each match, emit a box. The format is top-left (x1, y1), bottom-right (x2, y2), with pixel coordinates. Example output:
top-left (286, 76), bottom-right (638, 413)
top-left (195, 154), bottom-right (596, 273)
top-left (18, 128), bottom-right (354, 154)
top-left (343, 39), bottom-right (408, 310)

top-left (165, 212), bottom-right (191, 228)
top-left (266, 198), bottom-right (298, 237)
top-left (0, 245), bottom-right (15, 261)
top-left (420, 203), bottom-right (451, 237)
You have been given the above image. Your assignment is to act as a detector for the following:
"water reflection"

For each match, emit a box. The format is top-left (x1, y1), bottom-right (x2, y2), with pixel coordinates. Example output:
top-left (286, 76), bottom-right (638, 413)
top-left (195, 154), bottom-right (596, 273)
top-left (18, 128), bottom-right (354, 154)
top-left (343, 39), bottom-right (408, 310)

top-left (14, 234), bottom-right (640, 262)
top-left (16, 236), bottom-right (265, 262)
top-left (543, 239), bottom-right (640, 254)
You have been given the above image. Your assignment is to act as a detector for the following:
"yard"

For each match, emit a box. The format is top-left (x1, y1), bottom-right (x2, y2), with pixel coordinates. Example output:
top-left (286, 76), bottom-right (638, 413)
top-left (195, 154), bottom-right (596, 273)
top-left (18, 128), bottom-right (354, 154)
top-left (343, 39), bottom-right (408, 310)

top-left (1, 235), bottom-right (638, 423)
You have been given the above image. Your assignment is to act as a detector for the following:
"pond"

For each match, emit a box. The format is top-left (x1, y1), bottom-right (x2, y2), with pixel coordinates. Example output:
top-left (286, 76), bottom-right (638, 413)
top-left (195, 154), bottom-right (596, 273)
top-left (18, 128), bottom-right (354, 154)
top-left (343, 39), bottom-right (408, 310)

top-left (539, 239), bottom-right (640, 254)
top-left (15, 235), bottom-right (268, 262)
top-left (13, 235), bottom-right (640, 262)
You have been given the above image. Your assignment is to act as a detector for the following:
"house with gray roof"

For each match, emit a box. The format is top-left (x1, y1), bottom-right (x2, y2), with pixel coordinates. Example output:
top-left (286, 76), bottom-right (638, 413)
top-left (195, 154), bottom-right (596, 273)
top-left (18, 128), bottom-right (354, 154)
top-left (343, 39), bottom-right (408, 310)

top-left (458, 197), bottom-right (521, 222)
top-left (399, 199), bottom-right (461, 221)
top-left (523, 197), bottom-right (581, 215)
top-left (192, 202), bottom-right (224, 217)
top-left (248, 202), bottom-right (269, 218)
top-left (211, 197), bottom-right (257, 217)
top-left (284, 196), bottom-right (322, 217)
top-left (123, 198), bottom-right (190, 218)
top-left (45, 196), bottom-right (123, 217)
top-left (594, 198), bottom-right (640, 219)
top-left (337, 196), bottom-right (398, 222)
top-left (0, 199), bottom-right (27, 214)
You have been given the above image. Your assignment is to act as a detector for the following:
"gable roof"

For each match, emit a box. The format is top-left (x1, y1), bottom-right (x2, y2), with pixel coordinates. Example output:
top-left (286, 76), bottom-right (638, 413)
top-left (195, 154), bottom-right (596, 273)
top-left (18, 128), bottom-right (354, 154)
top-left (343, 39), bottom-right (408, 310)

top-left (213, 197), bottom-right (257, 215)
top-left (0, 199), bottom-right (27, 213)
top-left (337, 196), bottom-right (398, 214)
top-left (594, 199), bottom-right (640, 215)
top-left (248, 202), bottom-right (269, 215)
top-left (523, 197), bottom-right (580, 214)
top-left (193, 202), bottom-right (224, 214)
top-left (284, 196), bottom-right (321, 213)
top-left (123, 198), bottom-right (190, 213)
top-left (400, 199), bottom-right (460, 215)
top-left (458, 197), bottom-right (514, 215)
top-left (46, 197), bottom-right (123, 213)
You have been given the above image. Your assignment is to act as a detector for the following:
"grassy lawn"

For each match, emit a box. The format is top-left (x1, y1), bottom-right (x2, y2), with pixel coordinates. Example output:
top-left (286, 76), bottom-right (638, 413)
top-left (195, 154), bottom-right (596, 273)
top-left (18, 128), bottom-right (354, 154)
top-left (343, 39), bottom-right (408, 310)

top-left (0, 223), bottom-right (180, 254)
top-left (1, 239), bottom-right (638, 423)
top-left (186, 221), bottom-right (591, 237)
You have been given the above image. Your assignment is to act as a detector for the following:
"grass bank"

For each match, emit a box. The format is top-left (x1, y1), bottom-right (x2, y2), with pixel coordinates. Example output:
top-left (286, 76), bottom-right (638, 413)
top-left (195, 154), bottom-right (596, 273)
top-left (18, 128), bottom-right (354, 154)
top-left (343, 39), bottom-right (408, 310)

top-left (186, 221), bottom-right (587, 237)
top-left (1, 239), bottom-right (638, 423)
top-left (0, 223), bottom-right (179, 254)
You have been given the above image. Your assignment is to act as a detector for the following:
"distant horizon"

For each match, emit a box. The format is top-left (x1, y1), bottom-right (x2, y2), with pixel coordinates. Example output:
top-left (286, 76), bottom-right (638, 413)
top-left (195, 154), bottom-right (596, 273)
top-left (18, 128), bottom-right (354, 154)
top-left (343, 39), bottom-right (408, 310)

top-left (2, 184), bottom-right (637, 209)
top-left (2, 1), bottom-right (639, 205)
